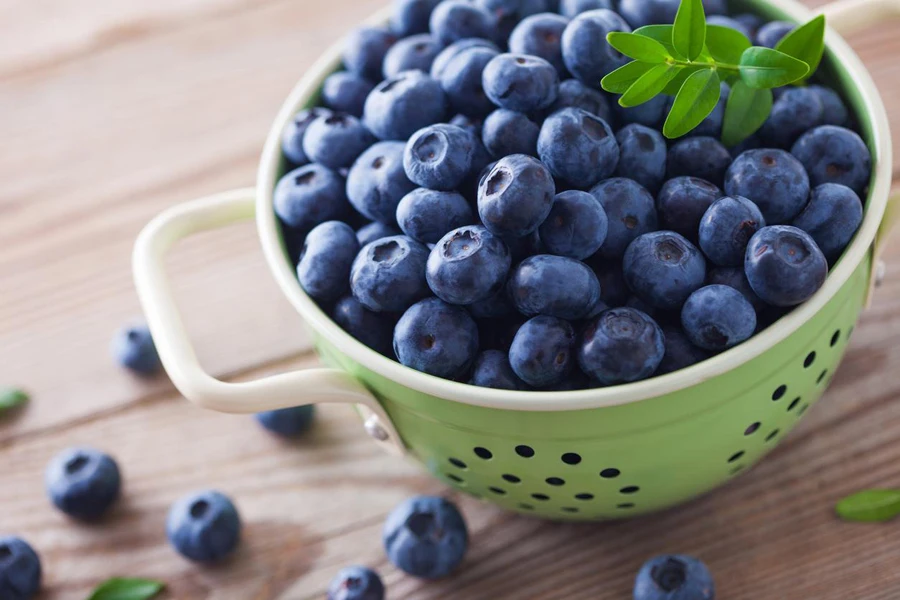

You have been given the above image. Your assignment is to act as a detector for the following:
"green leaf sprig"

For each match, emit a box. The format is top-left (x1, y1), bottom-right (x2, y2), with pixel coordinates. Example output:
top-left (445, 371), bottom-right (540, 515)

top-left (835, 489), bottom-right (900, 523)
top-left (601, 0), bottom-right (826, 145)
top-left (0, 387), bottom-right (29, 415)
top-left (86, 578), bottom-right (164, 600)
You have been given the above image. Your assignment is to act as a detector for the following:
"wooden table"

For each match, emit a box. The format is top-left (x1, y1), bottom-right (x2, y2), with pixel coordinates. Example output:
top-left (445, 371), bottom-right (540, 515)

top-left (2, 1), bottom-right (900, 598)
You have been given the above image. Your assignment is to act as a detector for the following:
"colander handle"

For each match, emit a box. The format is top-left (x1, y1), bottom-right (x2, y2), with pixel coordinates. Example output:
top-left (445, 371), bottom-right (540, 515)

top-left (132, 188), bottom-right (406, 456)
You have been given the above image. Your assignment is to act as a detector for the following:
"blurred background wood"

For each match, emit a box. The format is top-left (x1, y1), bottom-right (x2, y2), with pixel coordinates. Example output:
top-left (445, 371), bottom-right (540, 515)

top-left (1, 0), bottom-right (899, 597)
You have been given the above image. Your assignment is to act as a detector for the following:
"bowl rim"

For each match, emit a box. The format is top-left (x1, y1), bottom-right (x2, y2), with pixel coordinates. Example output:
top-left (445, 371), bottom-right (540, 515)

top-left (255, 0), bottom-right (893, 412)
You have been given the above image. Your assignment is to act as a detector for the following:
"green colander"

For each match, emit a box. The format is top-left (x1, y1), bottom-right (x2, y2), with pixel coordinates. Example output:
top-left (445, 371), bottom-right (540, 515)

top-left (133, 0), bottom-right (900, 520)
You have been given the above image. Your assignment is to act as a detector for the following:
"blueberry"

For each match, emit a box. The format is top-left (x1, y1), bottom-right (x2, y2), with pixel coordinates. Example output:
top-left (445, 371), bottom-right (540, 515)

top-left (0, 537), bottom-right (41, 600)
top-left (707, 266), bottom-right (766, 313)
top-left (328, 566), bottom-right (385, 600)
top-left (745, 225), bottom-right (828, 306)
top-left (508, 255), bottom-right (602, 319)
top-left (620, 0), bottom-right (726, 27)
top-left (483, 53), bottom-right (560, 113)
top-left (343, 28), bottom-right (397, 81)
top-left (698, 195), bottom-right (765, 267)
top-left (397, 188), bottom-right (474, 244)
top-left (478, 154), bottom-right (555, 237)
top-left (509, 316), bottom-right (576, 386)
top-left (439, 46), bottom-right (500, 117)
top-left (792, 183), bottom-right (862, 262)
top-left (733, 13), bottom-right (763, 37)
top-left (588, 177), bottom-right (658, 259)
top-left (725, 149), bottom-right (810, 224)
top-left (281, 107), bottom-right (333, 166)
top-left (615, 95), bottom-right (668, 130)
top-left (559, 0), bottom-right (613, 18)
top-left (549, 79), bottom-right (612, 122)
top-left (391, 0), bottom-right (441, 36)
top-left (430, 0), bottom-right (495, 45)
top-left (538, 108), bottom-right (618, 188)
top-left (728, 133), bottom-right (762, 158)
top-left (297, 221), bottom-right (360, 303)
top-left (634, 555), bottom-right (715, 600)
top-left (624, 231), bottom-right (706, 310)
top-left (760, 87), bottom-right (825, 149)
top-left (394, 298), bottom-right (479, 378)
top-left (347, 141), bottom-right (416, 224)
top-left (167, 490), bottom-right (241, 562)
top-left (614, 124), bottom-right (667, 195)
top-left (45, 447), bottom-right (121, 520)
top-left (578, 307), bottom-right (665, 384)
top-left (624, 294), bottom-right (663, 322)
top-left (363, 70), bottom-right (447, 141)
top-left (791, 125), bottom-right (871, 195)
top-left (357, 221), bottom-right (401, 246)
top-left (383, 495), bottom-right (468, 579)
top-left (755, 20), bottom-right (794, 48)
top-left (681, 285), bottom-right (756, 351)
top-left (275, 164), bottom-right (350, 231)
top-left (449, 113), bottom-right (484, 135)
top-left (382, 34), bottom-right (441, 79)
top-left (430, 38), bottom-right (500, 80)
top-left (542, 370), bottom-right (592, 390)
top-left (112, 323), bottom-right (160, 375)
top-left (589, 257), bottom-right (630, 306)
top-left (350, 235), bottom-right (430, 312)
top-left (809, 84), bottom-right (849, 127)
top-left (706, 15), bottom-right (752, 39)
top-left (666, 137), bottom-right (732, 187)
top-left (477, 0), bottom-right (549, 42)
top-left (470, 349), bottom-right (530, 389)
top-left (404, 124), bottom-right (483, 190)
top-left (562, 9), bottom-right (631, 84)
top-left (468, 289), bottom-right (515, 318)
top-left (508, 13), bottom-right (570, 75)
top-left (321, 72), bottom-right (375, 118)
top-left (334, 296), bottom-right (397, 356)
top-left (255, 405), bottom-right (315, 437)
top-left (656, 325), bottom-right (711, 375)
top-left (656, 176), bottom-right (721, 242)
top-left (539, 190), bottom-right (608, 259)
top-left (427, 225), bottom-right (511, 304)
top-left (482, 109), bottom-right (540, 157)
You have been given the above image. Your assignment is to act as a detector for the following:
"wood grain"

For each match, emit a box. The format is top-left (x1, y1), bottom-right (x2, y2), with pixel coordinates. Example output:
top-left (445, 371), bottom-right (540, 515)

top-left (2, 0), bottom-right (900, 597)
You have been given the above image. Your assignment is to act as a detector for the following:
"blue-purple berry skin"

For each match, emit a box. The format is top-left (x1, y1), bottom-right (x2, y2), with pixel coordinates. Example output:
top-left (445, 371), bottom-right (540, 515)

top-left (350, 235), bottom-right (431, 312)
top-left (439, 46), bottom-right (501, 118)
top-left (538, 108), bottom-right (619, 189)
top-left (561, 9), bottom-right (632, 84)
top-left (682, 285), bottom-right (757, 351)
top-left (615, 124), bottom-right (667, 195)
top-left (429, 0), bottom-right (495, 45)
top-left (281, 107), bottom-right (333, 166)
top-left (274, 164), bottom-right (350, 232)
top-left (578, 307), bottom-right (665, 384)
top-left (733, 13), bottom-right (763, 37)
top-left (383, 495), bottom-right (468, 579)
top-left (707, 266), bottom-right (767, 313)
top-left (467, 289), bottom-right (515, 319)
top-left (356, 222), bottom-right (401, 246)
top-left (755, 20), bottom-right (794, 48)
top-left (791, 125), bottom-right (872, 195)
top-left (745, 225), bottom-right (828, 307)
top-left (404, 124), bottom-right (484, 190)
top-left (333, 296), bottom-right (397, 356)
top-left (550, 79), bottom-right (613, 123)
top-left (347, 141), bottom-right (416, 225)
top-left (393, 298), bottom-right (480, 378)
top-left (482, 109), bottom-right (540, 158)
top-left (725, 149), bottom-right (810, 224)
top-left (321, 73), bottom-right (375, 117)
top-left (759, 87), bottom-right (825, 149)
top-left (256, 405), bottom-right (315, 437)
top-left (427, 225), bottom-right (511, 305)
top-left (478, 154), bottom-right (556, 238)
top-left (476, 0), bottom-right (549, 42)
top-left (327, 565), bottom-right (385, 600)
top-left (430, 38), bottom-right (499, 80)
top-left (449, 113), bottom-right (484, 135)
top-left (588, 177), bottom-right (659, 259)
top-left (589, 257), bottom-right (630, 307)
top-left (0, 536), bottom-right (41, 600)
top-left (619, 0), bottom-right (726, 28)
top-left (792, 183), bottom-right (863, 262)
top-left (538, 190), bottom-right (608, 260)
top-left (297, 221), bottom-right (360, 303)
top-left (809, 85), bottom-right (849, 127)
top-left (656, 176), bottom-right (722, 242)
top-left (706, 15), bottom-right (752, 39)
top-left (483, 53), bottom-right (560, 113)
top-left (509, 316), bottom-right (576, 386)
top-left (343, 28), bottom-right (397, 81)
top-left (633, 555), bottom-right (715, 600)
top-left (166, 490), bottom-right (241, 563)
top-left (656, 325), bottom-right (712, 375)
top-left (560, 0), bottom-right (613, 18)
top-left (615, 95), bottom-right (667, 130)
top-left (391, 0), bottom-right (442, 36)
top-left (383, 34), bottom-right (442, 79)
top-left (698, 195), bottom-right (766, 267)
top-left (397, 188), bottom-right (473, 244)
top-left (470, 349), bottom-right (530, 389)
top-left (508, 13), bottom-right (570, 75)
top-left (363, 70), bottom-right (447, 141)
top-left (45, 447), bottom-right (121, 520)
top-left (112, 324), bottom-right (161, 375)
top-left (507, 254), bottom-right (602, 319)
top-left (666, 136), bottom-right (732, 188)
top-left (623, 231), bottom-right (707, 311)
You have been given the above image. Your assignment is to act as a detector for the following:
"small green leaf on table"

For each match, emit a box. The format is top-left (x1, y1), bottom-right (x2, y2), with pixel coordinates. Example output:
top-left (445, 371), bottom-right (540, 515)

top-left (739, 47), bottom-right (809, 89)
top-left (721, 81), bottom-right (773, 147)
top-left (835, 489), bottom-right (900, 523)
top-left (672, 0), bottom-right (706, 61)
top-left (0, 387), bottom-right (28, 414)
top-left (86, 578), bottom-right (165, 600)
top-left (620, 64), bottom-right (680, 107)
top-left (634, 24), bottom-right (683, 59)
top-left (663, 69), bottom-right (721, 138)
top-left (606, 32), bottom-right (672, 63)
top-left (601, 61), bottom-right (657, 94)
top-left (705, 24), bottom-right (751, 64)
top-left (775, 15), bottom-right (826, 82)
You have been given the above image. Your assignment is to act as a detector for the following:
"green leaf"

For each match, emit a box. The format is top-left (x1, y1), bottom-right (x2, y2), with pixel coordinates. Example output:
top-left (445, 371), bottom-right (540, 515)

top-left (0, 387), bottom-right (28, 414)
top-left (672, 0), bottom-right (706, 62)
top-left (87, 578), bottom-right (164, 600)
top-left (836, 489), bottom-right (900, 523)
top-left (619, 64), bottom-right (681, 107)
top-left (601, 61), bottom-right (657, 94)
top-left (634, 25), bottom-right (682, 59)
top-left (663, 69), bottom-right (721, 138)
top-left (606, 32), bottom-right (671, 63)
top-left (705, 24), bottom-right (751, 64)
top-left (739, 47), bottom-right (810, 88)
top-left (661, 64), bottom-right (707, 95)
top-left (721, 81), bottom-right (773, 147)
top-left (775, 15), bottom-right (826, 81)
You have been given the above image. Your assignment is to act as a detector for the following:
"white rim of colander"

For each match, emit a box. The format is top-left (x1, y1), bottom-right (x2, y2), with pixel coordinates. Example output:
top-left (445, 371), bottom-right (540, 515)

top-left (256, 0), bottom-right (892, 412)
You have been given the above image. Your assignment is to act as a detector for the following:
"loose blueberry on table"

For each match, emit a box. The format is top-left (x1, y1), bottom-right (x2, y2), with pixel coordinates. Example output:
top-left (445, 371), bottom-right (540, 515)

top-left (634, 554), bottom-right (715, 600)
top-left (383, 495), bottom-right (468, 579)
top-left (255, 405), bottom-right (316, 437)
top-left (112, 323), bottom-right (161, 376)
top-left (45, 447), bottom-right (122, 521)
top-left (327, 566), bottom-right (385, 600)
top-left (166, 490), bottom-right (242, 563)
top-left (0, 536), bottom-right (41, 600)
